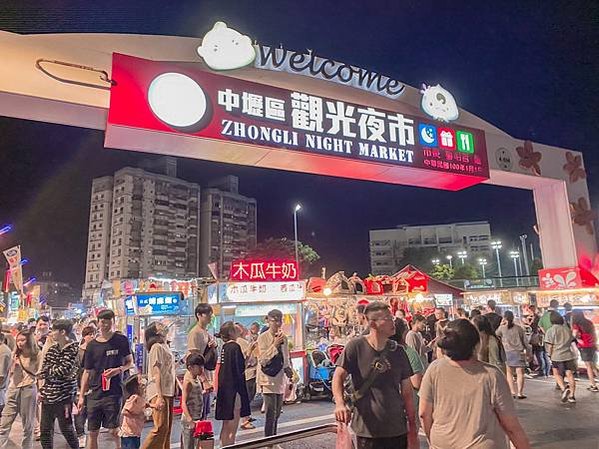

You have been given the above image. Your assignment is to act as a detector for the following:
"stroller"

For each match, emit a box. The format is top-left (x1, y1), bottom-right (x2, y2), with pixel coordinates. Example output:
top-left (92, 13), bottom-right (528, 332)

top-left (302, 349), bottom-right (335, 401)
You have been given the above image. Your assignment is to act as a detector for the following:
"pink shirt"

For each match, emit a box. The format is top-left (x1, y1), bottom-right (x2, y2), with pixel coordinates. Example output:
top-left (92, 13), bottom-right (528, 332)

top-left (120, 394), bottom-right (145, 437)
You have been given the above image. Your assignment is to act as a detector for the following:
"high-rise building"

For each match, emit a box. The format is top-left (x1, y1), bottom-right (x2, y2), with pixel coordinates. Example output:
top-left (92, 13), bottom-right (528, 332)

top-left (83, 166), bottom-right (200, 300)
top-left (84, 176), bottom-right (114, 299)
top-left (199, 176), bottom-right (257, 279)
top-left (369, 221), bottom-right (492, 275)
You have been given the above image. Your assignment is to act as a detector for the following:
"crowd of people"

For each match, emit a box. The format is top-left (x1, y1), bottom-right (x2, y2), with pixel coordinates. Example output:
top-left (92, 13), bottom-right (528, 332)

top-left (0, 298), bottom-right (595, 449)
top-left (332, 299), bottom-right (597, 449)
top-left (0, 304), bottom-right (296, 449)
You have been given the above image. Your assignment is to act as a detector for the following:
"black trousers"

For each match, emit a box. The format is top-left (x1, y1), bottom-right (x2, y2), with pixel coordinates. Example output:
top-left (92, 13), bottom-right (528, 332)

top-left (74, 396), bottom-right (87, 437)
top-left (357, 435), bottom-right (408, 449)
top-left (40, 399), bottom-right (79, 449)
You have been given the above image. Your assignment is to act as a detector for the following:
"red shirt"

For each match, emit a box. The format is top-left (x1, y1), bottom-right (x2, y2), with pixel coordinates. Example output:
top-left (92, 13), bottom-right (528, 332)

top-left (573, 324), bottom-right (596, 348)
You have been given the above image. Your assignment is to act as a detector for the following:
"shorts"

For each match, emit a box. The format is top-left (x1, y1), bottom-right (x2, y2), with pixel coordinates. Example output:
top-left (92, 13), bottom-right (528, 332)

top-left (506, 350), bottom-right (526, 368)
top-left (357, 435), bottom-right (407, 449)
top-left (579, 347), bottom-right (597, 363)
top-left (121, 436), bottom-right (140, 449)
top-left (552, 359), bottom-right (578, 373)
top-left (87, 395), bottom-right (123, 431)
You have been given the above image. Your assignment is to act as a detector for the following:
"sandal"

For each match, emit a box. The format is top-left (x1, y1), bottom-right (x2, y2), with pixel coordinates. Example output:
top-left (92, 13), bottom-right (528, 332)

top-left (240, 422), bottom-right (256, 430)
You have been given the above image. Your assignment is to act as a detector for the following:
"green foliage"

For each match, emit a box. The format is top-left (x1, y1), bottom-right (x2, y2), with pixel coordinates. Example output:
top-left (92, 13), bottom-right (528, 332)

top-left (453, 263), bottom-right (480, 280)
top-left (531, 258), bottom-right (543, 275)
top-left (397, 247), bottom-right (442, 272)
top-left (246, 237), bottom-right (321, 277)
top-left (431, 263), bottom-right (455, 281)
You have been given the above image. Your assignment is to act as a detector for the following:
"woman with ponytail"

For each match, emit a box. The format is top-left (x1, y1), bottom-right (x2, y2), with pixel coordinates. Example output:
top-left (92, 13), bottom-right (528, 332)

top-left (497, 311), bottom-right (530, 399)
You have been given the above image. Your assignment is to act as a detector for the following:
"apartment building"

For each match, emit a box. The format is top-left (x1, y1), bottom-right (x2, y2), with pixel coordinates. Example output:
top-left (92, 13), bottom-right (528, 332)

top-left (369, 221), bottom-right (492, 275)
top-left (199, 176), bottom-right (257, 279)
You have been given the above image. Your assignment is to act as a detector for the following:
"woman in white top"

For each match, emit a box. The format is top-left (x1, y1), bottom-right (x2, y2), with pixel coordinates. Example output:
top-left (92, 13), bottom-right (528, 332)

top-left (141, 322), bottom-right (176, 449)
top-left (0, 329), bottom-right (42, 449)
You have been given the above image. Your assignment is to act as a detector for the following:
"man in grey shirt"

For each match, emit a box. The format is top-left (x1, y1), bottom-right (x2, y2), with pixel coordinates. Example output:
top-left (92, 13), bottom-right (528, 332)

top-left (0, 333), bottom-right (11, 416)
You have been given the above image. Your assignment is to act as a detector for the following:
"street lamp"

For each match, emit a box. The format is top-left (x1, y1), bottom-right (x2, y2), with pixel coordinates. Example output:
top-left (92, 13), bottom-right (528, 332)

top-left (293, 204), bottom-right (302, 268)
top-left (432, 258), bottom-right (440, 266)
top-left (457, 250), bottom-right (467, 265)
top-left (446, 254), bottom-right (453, 269)
top-left (510, 250), bottom-right (520, 286)
top-left (478, 258), bottom-right (488, 279)
top-left (491, 240), bottom-right (503, 286)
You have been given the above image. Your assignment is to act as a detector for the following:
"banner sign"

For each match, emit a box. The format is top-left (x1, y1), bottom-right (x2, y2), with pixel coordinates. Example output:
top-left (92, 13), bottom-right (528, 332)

top-left (230, 259), bottom-right (299, 282)
top-left (124, 291), bottom-right (182, 316)
top-left (3, 246), bottom-right (23, 297)
top-left (225, 281), bottom-right (305, 303)
top-left (107, 54), bottom-right (490, 191)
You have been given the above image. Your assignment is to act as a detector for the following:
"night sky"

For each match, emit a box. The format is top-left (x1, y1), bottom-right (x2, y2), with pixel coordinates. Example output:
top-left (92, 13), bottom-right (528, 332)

top-left (0, 1), bottom-right (597, 289)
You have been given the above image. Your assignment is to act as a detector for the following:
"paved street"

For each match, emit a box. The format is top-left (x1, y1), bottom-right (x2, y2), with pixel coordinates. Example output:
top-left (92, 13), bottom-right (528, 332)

top-left (5, 376), bottom-right (599, 449)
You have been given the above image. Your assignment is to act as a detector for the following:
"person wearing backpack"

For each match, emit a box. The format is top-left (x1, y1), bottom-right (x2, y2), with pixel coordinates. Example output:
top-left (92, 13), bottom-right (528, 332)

top-left (257, 309), bottom-right (292, 438)
top-left (188, 304), bottom-right (218, 418)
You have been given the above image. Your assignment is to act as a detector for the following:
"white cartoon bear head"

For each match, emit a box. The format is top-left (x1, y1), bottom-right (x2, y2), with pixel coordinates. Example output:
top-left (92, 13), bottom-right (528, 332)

top-left (197, 22), bottom-right (256, 71)
top-left (420, 84), bottom-right (459, 122)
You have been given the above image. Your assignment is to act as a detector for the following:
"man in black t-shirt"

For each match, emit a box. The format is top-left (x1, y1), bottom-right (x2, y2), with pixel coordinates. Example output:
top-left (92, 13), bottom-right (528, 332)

top-left (78, 309), bottom-right (133, 449)
top-left (484, 300), bottom-right (503, 332)
top-left (333, 302), bottom-right (418, 449)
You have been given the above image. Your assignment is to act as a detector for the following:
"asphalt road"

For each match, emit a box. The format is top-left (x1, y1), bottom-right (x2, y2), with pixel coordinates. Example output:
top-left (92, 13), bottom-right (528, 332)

top-left (5, 375), bottom-right (599, 449)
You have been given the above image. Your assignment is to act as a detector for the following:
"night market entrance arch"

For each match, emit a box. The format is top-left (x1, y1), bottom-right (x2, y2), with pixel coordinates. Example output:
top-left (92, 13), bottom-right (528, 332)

top-left (0, 26), bottom-right (595, 275)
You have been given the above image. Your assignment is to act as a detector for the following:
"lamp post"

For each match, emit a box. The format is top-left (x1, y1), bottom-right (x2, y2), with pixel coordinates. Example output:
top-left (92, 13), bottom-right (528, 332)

top-left (446, 254), bottom-right (453, 269)
top-left (293, 204), bottom-right (301, 268)
top-left (478, 258), bottom-right (488, 279)
top-left (457, 250), bottom-right (467, 265)
top-left (491, 240), bottom-right (503, 287)
top-left (510, 250), bottom-right (520, 287)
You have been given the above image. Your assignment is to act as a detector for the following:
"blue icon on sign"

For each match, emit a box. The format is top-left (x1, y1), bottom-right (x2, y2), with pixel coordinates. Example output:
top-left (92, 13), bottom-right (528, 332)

top-left (418, 124), bottom-right (438, 147)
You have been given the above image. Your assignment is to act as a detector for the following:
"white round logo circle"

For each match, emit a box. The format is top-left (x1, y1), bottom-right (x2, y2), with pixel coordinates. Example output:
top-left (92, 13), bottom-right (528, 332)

top-left (148, 72), bottom-right (208, 128)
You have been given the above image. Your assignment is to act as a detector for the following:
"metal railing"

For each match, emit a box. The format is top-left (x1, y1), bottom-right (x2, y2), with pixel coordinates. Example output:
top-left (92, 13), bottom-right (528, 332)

top-left (221, 423), bottom-right (338, 449)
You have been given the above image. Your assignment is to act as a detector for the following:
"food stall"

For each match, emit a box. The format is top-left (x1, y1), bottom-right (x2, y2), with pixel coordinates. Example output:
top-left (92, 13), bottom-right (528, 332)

top-left (462, 289), bottom-right (531, 318)
top-left (303, 266), bottom-right (463, 348)
top-left (207, 259), bottom-right (307, 387)
top-left (535, 266), bottom-right (599, 369)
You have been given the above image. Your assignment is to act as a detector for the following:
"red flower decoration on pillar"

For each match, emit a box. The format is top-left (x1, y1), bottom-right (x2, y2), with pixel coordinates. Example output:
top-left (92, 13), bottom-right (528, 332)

top-left (563, 151), bottom-right (586, 183)
top-left (516, 140), bottom-right (542, 175)
top-left (570, 197), bottom-right (597, 235)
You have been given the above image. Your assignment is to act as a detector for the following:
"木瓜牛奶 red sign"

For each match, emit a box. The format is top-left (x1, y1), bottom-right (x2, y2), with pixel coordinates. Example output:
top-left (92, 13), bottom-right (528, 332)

top-left (106, 53), bottom-right (490, 190)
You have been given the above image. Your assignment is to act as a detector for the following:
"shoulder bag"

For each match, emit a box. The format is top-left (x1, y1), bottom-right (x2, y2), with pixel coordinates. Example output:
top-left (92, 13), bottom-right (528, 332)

top-left (343, 339), bottom-right (397, 408)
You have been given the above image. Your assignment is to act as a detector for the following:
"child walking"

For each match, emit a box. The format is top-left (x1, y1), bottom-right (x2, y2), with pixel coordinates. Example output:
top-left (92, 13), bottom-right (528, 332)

top-left (120, 376), bottom-right (147, 449)
top-left (181, 352), bottom-right (207, 449)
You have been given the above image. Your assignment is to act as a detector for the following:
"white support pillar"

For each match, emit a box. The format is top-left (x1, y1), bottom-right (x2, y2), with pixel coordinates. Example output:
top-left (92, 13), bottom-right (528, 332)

top-left (533, 180), bottom-right (578, 269)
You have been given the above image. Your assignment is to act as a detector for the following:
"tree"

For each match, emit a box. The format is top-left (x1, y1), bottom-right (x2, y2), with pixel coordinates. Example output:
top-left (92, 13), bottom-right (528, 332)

top-left (397, 247), bottom-right (442, 272)
top-left (245, 237), bottom-right (321, 277)
top-left (430, 263), bottom-right (454, 281)
top-left (453, 263), bottom-right (481, 280)
top-left (531, 258), bottom-right (543, 275)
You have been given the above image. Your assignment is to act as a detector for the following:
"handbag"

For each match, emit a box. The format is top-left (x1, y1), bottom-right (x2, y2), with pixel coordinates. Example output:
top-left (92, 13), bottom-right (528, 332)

top-left (343, 340), bottom-right (396, 408)
top-left (261, 349), bottom-right (284, 377)
top-left (203, 342), bottom-right (218, 371)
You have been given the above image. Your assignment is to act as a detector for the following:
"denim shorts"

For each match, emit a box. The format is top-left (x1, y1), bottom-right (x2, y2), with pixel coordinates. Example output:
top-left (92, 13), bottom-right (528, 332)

top-left (121, 436), bottom-right (140, 449)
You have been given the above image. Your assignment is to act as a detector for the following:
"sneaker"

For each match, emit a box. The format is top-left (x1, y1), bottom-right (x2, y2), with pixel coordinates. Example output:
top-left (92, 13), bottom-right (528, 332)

top-left (587, 385), bottom-right (599, 392)
top-left (524, 373), bottom-right (534, 379)
top-left (78, 435), bottom-right (86, 449)
top-left (567, 396), bottom-right (576, 403)
top-left (561, 388), bottom-right (571, 403)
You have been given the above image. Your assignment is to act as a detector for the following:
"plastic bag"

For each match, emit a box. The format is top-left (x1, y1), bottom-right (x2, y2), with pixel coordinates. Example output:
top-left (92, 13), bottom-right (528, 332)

top-left (336, 423), bottom-right (355, 449)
